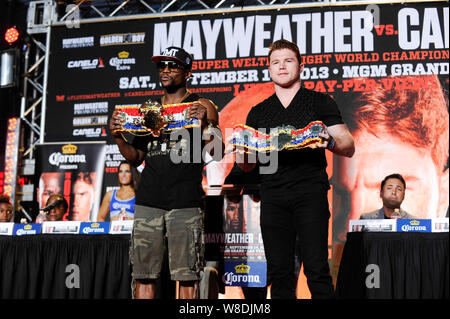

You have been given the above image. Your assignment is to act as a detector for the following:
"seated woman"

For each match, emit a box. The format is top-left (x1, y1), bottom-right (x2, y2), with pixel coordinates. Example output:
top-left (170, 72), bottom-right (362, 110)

top-left (97, 161), bottom-right (139, 221)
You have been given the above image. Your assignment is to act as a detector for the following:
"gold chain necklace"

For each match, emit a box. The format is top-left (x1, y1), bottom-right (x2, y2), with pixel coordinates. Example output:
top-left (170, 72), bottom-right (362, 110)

top-left (162, 90), bottom-right (191, 105)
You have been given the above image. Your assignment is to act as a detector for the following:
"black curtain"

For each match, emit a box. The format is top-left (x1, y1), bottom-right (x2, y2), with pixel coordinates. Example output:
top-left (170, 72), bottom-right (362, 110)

top-left (0, 234), bottom-right (131, 298)
top-left (336, 232), bottom-right (449, 299)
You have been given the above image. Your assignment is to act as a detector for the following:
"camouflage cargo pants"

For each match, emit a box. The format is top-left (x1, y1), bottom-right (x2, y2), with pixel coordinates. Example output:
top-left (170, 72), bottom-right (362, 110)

top-left (130, 205), bottom-right (205, 284)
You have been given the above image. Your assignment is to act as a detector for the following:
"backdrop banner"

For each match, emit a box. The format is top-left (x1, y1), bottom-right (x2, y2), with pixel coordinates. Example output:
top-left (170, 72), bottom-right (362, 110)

top-left (44, 1), bottom-right (449, 293)
top-left (34, 142), bottom-right (106, 222)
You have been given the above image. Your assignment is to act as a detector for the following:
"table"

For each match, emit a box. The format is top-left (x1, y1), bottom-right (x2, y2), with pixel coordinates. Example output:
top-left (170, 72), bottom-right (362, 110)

top-left (0, 234), bottom-right (174, 299)
top-left (0, 234), bottom-right (131, 298)
top-left (336, 232), bottom-right (449, 299)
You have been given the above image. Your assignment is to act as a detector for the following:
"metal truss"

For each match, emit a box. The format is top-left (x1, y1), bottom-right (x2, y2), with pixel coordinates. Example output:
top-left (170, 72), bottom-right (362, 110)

top-left (54, 0), bottom-right (335, 21)
top-left (20, 1), bottom-right (53, 158)
top-left (20, 34), bottom-right (47, 157)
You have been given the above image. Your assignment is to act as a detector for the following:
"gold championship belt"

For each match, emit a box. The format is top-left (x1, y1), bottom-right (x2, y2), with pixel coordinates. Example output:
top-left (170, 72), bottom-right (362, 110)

top-left (114, 100), bottom-right (200, 137)
top-left (230, 121), bottom-right (327, 152)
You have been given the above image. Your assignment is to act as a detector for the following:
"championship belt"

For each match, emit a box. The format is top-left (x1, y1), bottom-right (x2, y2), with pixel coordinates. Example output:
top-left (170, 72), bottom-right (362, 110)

top-left (230, 121), bottom-right (327, 152)
top-left (115, 100), bottom-right (200, 137)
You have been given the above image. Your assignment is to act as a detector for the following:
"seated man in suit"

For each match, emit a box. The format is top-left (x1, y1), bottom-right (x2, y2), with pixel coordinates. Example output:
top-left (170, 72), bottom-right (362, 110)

top-left (360, 173), bottom-right (417, 219)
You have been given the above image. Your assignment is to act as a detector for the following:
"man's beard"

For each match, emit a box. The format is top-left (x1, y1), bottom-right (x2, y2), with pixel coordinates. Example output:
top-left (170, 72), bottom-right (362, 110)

top-left (164, 85), bottom-right (185, 94)
top-left (161, 76), bottom-right (186, 93)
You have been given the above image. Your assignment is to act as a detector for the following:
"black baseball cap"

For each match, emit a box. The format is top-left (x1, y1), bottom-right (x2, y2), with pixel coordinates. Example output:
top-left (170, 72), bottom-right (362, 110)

top-left (151, 46), bottom-right (193, 70)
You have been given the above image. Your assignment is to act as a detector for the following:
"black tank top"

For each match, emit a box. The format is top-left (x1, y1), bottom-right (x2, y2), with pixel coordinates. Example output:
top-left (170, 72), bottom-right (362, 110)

top-left (132, 93), bottom-right (205, 210)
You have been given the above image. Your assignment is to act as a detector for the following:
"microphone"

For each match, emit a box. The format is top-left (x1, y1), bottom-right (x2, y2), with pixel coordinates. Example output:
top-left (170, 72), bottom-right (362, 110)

top-left (42, 199), bottom-right (65, 212)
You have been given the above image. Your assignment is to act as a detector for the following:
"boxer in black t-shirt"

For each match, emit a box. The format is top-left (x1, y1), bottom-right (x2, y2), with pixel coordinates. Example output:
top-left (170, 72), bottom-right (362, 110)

top-left (109, 46), bottom-right (223, 299)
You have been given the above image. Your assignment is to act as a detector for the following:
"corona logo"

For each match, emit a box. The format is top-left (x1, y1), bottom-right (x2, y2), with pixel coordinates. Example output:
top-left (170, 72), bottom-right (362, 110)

top-left (24, 224), bottom-right (32, 230)
top-left (410, 220), bottom-right (420, 226)
top-left (235, 264), bottom-right (250, 274)
top-left (62, 144), bottom-right (77, 154)
top-left (91, 223), bottom-right (100, 228)
top-left (118, 51), bottom-right (129, 58)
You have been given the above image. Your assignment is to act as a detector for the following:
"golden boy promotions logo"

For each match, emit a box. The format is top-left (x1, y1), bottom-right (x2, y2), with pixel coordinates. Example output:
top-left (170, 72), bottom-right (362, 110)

top-left (100, 32), bottom-right (145, 46)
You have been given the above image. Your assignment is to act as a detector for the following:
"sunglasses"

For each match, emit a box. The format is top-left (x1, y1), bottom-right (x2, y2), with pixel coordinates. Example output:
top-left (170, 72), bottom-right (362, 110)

top-left (157, 60), bottom-right (185, 72)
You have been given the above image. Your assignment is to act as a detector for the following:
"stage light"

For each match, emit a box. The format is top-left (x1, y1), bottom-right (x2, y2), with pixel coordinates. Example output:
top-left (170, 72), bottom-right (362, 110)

top-left (3, 117), bottom-right (20, 200)
top-left (0, 49), bottom-right (19, 88)
top-left (5, 27), bottom-right (20, 44)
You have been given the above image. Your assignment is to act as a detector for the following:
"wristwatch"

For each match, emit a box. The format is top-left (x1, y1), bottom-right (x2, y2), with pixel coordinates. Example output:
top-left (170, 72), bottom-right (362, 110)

top-left (326, 135), bottom-right (336, 150)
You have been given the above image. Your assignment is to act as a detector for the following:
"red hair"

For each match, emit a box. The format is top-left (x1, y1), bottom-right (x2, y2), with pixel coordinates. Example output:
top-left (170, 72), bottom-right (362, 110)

top-left (347, 75), bottom-right (449, 171)
top-left (268, 39), bottom-right (302, 64)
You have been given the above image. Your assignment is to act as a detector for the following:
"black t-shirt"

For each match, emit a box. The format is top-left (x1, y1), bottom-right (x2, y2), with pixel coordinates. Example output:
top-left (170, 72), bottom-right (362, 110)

top-left (245, 87), bottom-right (343, 194)
top-left (132, 93), bottom-right (205, 210)
top-left (224, 162), bottom-right (260, 185)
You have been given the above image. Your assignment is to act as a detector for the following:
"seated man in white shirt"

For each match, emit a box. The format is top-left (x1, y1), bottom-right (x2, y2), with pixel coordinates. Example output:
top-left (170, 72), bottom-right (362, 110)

top-left (360, 173), bottom-right (417, 220)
